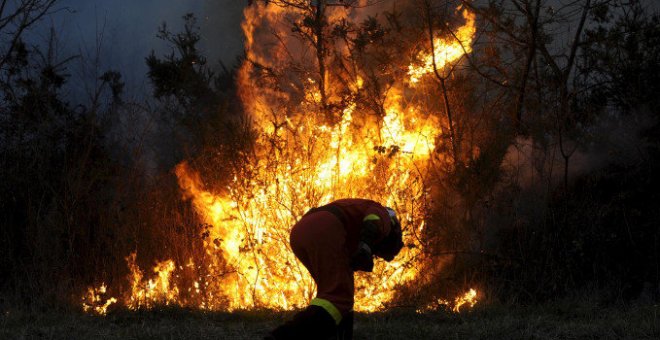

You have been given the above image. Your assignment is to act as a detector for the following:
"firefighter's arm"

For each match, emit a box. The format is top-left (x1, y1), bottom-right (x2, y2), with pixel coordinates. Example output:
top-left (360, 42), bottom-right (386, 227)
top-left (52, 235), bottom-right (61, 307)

top-left (368, 207), bottom-right (403, 262)
top-left (372, 220), bottom-right (403, 262)
top-left (360, 207), bottom-right (391, 248)
top-left (350, 207), bottom-right (391, 272)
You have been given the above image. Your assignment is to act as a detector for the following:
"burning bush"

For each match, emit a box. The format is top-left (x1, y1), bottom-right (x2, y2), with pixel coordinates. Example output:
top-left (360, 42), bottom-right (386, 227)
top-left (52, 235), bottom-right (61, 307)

top-left (82, 1), bottom-right (480, 314)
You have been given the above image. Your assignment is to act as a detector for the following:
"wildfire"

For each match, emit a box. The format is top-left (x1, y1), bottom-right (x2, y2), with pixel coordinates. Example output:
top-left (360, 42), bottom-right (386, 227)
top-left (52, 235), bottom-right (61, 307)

top-left (83, 2), bottom-right (478, 315)
top-left (408, 9), bottom-right (476, 84)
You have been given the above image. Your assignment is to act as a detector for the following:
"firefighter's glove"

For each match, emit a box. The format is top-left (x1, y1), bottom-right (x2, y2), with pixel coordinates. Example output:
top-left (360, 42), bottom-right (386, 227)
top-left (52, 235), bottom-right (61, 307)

top-left (350, 241), bottom-right (374, 272)
top-left (373, 218), bottom-right (403, 262)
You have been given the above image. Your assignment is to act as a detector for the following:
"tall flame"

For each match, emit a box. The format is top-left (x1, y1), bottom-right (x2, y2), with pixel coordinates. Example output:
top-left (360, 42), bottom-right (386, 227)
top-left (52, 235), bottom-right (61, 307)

top-left (408, 9), bottom-right (476, 84)
top-left (82, 2), bottom-right (477, 316)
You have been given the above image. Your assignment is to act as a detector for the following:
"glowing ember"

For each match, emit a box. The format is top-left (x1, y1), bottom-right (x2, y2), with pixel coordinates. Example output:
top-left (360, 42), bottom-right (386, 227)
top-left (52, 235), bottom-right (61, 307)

top-left (83, 2), bottom-right (478, 315)
top-left (408, 9), bottom-right (476, 84)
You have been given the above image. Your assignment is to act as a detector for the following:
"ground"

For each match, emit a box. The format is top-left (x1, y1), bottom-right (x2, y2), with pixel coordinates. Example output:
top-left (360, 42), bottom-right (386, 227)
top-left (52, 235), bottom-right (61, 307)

top-left (1, 301), bottom-right (658, 339)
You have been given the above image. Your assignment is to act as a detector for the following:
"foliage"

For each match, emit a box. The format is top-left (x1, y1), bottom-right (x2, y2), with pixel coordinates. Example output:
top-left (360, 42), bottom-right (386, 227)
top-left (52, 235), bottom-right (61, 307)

top-left (145, 13), bottom-right (247, 174)
top-left (581, 2), bottom-right (660, 115)
top-left (0, 31), bottom-right (124, 304)
top-left (411, 0), bottom-right (660, 304)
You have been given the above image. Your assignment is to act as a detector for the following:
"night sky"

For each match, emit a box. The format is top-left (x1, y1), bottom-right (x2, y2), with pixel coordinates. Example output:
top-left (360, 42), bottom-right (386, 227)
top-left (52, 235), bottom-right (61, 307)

top-left (33, 0), bottom-right (246, 97)
top-left (29, 0), bottom-right (660, 99)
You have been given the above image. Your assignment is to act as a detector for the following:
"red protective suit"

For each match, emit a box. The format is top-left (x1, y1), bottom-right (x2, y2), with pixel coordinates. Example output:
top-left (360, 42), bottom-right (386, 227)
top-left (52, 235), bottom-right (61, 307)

top-left (289, 198), bottom-right (393, 321)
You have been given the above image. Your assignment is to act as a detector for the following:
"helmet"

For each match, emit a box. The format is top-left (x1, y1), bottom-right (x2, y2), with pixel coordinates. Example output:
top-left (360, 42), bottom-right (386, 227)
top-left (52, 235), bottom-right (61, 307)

top-left (385, 207), bottom-right (400, 232)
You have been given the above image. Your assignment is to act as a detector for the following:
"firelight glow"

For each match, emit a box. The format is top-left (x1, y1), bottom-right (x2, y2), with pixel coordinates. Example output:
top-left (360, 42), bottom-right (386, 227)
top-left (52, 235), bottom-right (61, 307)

top-left (82, 2), bottom-right (477, 316)
top-left (408, 9), bottom-right (476, 84)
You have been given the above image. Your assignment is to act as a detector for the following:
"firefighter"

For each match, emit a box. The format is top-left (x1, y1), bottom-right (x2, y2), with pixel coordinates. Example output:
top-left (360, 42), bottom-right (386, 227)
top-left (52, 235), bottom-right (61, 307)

top-left (265, 198), bottom-right (404, 340)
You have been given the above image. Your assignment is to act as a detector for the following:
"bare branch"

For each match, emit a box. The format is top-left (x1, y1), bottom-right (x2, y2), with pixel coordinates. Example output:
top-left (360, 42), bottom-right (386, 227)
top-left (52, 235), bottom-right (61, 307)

top-left (0, 0), bottom-right (60, 69)
top-left (513, 0), bottom-right (541, 131)
top-left (422, 0), bottom-right (459, 165)
top-left (564, 0), bottom-right (591, 81)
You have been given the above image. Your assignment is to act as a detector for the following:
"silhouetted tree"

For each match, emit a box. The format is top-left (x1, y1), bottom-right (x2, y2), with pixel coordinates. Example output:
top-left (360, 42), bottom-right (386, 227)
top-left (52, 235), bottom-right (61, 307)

top-left (146, 13), bottom-right (242, 168)
top-left (0, 4), bottom-right (128, 303)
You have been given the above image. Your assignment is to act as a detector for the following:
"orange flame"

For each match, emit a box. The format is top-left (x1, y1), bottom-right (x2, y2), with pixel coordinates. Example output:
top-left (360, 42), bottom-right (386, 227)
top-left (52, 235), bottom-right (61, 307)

top-left (453, 288), bottom-right (478, 312)
top-left (417, 288), bottom-right (478, 313)
top-left (408, 9), bottom-right (476, 84)
top-left (125, 253), bottom-right (179, 310)
top-left (83, 2), bottom-right (478, 315)
top-left (81, 283), bottom-right (117, 315)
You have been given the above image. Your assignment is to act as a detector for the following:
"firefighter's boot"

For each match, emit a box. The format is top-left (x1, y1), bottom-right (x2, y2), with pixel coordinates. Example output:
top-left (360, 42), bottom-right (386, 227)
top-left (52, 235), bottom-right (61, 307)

top-left (266, 305), bottom-right (337, 339)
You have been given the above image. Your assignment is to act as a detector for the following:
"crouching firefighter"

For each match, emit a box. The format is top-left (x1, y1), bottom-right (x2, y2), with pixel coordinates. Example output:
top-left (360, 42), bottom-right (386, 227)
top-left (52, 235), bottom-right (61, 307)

top-left (265, 198), bottom-right (404, 340)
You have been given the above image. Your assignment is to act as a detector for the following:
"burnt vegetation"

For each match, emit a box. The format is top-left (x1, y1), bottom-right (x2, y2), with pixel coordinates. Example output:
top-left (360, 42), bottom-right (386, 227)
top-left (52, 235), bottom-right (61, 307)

top-left (0, 0), bottom-right (659, 318)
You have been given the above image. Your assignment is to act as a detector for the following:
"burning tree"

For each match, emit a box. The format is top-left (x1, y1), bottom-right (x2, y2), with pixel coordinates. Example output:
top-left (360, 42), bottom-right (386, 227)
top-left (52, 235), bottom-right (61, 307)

top-left (83, 0), bottom-right (479, 314)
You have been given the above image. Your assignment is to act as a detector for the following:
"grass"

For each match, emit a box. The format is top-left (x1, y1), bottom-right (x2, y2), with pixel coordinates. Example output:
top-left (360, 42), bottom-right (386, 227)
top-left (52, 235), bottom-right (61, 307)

top-left (1, 300), bottom-right (658, 339)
